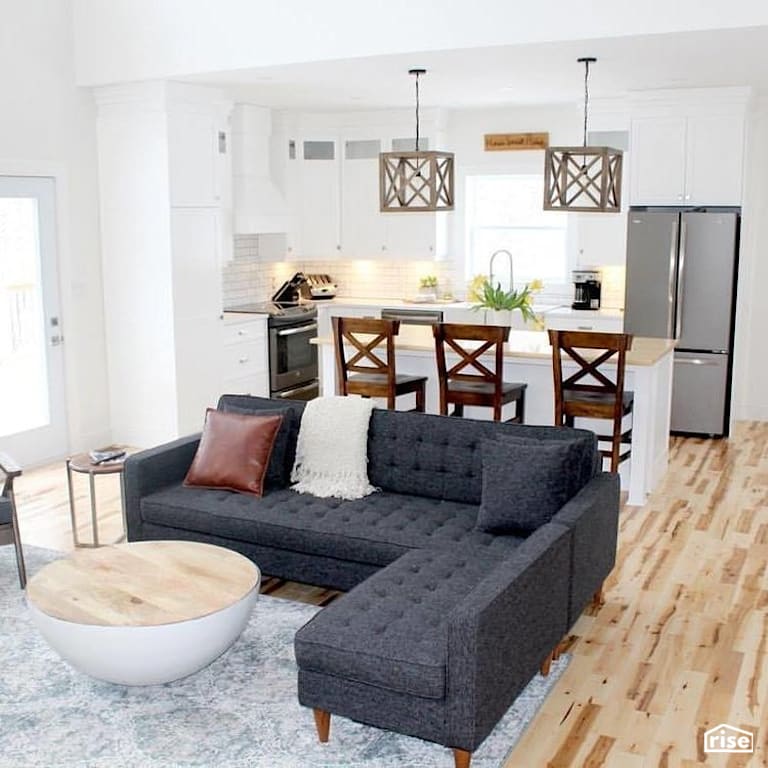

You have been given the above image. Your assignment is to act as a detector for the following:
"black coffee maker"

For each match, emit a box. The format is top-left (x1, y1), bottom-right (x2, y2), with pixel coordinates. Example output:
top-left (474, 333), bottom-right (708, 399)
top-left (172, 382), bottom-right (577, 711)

top-left (572, 269), bottom-right (602, 310)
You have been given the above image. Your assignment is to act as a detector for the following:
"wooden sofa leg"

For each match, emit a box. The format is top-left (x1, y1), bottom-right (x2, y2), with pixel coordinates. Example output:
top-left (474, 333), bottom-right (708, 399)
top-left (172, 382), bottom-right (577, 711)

top-left (540, 653), bottom-right (553, 677)
top-left (453, 748), bottom-right (472, 768)
top-left (591, 584), bottom-right (606, 610)
top-left (313, 708), bottom-right (331, 743)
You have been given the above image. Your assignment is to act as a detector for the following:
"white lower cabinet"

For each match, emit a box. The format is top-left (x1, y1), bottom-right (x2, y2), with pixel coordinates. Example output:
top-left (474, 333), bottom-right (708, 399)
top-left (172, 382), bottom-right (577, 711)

top-left (222, 315), bottom-right (269, 396)
top-left (545, 312), bottom-right (624, 333)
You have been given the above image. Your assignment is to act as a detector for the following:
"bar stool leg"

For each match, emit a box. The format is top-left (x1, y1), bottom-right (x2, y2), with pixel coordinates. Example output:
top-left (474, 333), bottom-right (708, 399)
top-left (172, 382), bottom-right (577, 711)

top-left (415, 382), bottom-right (426, 413)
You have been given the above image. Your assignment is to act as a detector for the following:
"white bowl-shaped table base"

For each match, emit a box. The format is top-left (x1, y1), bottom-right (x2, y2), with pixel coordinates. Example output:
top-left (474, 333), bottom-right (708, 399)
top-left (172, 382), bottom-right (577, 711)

top-left (25, 541), bottom-right (261, 686)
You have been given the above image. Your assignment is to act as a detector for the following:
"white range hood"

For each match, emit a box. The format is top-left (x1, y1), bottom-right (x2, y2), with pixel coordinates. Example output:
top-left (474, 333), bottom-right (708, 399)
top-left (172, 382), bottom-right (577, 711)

top-left (232, 104), bottom-right (292, 234)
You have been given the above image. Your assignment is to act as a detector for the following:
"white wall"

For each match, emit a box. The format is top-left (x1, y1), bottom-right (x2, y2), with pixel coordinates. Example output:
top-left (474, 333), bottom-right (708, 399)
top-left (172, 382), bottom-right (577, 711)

top-left (732, 97), bottom-right (768, 421)
top-left (0, 0), bottom-right (110, 456)
top-left (72, 0), bottom-right (768, 86)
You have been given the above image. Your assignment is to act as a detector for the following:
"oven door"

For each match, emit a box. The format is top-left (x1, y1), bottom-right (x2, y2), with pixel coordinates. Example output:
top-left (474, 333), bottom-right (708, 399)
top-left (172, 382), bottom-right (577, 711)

top-left (269, 321), bottom-right (318, 394)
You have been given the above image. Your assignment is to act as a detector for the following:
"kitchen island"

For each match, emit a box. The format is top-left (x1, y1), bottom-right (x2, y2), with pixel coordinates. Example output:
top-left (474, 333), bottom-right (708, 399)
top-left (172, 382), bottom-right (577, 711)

top-left (314, 326), bottom-right (675, 507)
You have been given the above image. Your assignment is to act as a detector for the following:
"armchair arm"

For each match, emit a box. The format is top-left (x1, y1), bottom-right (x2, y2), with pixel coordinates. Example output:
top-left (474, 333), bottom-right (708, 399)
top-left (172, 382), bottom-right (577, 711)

top-left (445, 522), bottom-right (571, 751)
top-left (123, 434), bottom-right (201, 537)
top-left (0, 451), bottom-right (22, 495)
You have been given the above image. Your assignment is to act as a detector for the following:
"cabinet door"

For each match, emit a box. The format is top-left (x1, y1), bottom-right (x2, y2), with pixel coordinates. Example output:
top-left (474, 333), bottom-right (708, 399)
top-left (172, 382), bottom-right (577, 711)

top-left (297, 139), bottom-right (340, 260)
top-left (341, 142), bottom-right (387, 259)
top-left (629, 117), bottom-right (687, 205)
top-left (575, 211), bottom-right (628, 267)
top-left (384, 212), bottom-right (437, 260)
top-left (685, 115), bottom-right (744, 205)
top-left (168, 112), bottom-right (220, 207)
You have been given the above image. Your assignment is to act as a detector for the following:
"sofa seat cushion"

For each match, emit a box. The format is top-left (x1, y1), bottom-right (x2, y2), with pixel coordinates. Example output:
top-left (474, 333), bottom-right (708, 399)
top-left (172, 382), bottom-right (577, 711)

top-left (139, 486), bottom-right (523, 567)
top-left (295, 546), bottom-right (509, 699)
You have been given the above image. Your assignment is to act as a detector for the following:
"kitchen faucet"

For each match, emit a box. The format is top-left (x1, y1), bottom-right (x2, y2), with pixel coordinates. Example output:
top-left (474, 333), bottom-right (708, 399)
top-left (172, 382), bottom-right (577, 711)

top-left (489, 249), bottom-right (514, 293)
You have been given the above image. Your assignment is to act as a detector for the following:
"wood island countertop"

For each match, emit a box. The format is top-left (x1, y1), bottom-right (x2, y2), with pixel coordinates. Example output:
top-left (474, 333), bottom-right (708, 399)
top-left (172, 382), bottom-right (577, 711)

top-left (314, 327), bottom-right (675, 368)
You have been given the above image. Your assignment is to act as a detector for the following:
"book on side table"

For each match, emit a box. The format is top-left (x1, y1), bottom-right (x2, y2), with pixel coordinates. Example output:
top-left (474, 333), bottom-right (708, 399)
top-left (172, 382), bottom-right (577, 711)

top-left (89, 446), bottom-right (126, 465)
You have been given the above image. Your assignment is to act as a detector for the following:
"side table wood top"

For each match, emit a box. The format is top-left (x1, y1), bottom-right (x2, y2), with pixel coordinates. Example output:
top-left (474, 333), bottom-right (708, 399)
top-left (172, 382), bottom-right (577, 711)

top-left (67, 452), bottom-right (126, 475)
top-left (26, 541), bottom-right (260, 627)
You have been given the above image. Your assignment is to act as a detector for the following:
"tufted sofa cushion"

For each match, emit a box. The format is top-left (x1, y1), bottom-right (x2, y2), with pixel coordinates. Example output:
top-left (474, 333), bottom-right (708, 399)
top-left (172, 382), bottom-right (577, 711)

top-left (139, 485), bottom-right (524, 567)
top-left (366, 409), bottom-right (599, 505)
top-left (294, 546), bottom-right (508, 699)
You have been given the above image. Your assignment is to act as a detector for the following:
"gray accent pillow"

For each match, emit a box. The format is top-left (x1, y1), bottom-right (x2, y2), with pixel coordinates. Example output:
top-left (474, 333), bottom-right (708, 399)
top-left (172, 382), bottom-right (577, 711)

top-left (217, 404), bottom-right (296, 489)
top-left (476, 437), bottom-right (586, 534)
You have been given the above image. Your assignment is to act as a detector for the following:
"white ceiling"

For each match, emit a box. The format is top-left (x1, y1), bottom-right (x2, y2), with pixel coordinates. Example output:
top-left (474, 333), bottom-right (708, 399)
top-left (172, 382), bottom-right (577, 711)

top-left (183, 26), bottom-right (768, 110)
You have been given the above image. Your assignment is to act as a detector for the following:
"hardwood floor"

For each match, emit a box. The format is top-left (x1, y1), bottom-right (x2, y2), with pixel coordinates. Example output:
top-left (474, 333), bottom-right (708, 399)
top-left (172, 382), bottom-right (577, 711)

top-left (9, 424), bottom-right (767, 766)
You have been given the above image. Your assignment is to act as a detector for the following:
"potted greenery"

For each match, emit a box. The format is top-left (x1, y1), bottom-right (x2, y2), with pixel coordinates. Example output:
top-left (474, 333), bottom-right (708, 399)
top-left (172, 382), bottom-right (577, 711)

top-left (468, 276), bottom-right (544, 328)
top-left (418, 275), bottom-right (438, 301)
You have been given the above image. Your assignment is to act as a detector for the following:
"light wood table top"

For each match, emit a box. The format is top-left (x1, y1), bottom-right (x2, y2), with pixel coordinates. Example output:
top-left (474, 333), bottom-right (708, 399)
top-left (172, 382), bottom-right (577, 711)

top-left (313, 327), bottom-right (676, 367)
top-left (26, 541), bottom-right (260, 627)
top-left (67, 452), bottom-right (125, 475)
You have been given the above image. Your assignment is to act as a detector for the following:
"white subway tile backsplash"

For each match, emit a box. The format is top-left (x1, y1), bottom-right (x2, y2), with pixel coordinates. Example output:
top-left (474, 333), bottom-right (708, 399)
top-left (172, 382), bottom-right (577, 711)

top-left (223, 234), bottom-right (459, 306)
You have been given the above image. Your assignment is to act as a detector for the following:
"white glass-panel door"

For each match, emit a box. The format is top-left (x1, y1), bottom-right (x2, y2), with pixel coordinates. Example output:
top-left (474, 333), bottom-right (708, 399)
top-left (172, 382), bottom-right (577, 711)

top-left (0, 176), bottom-right (67, 464)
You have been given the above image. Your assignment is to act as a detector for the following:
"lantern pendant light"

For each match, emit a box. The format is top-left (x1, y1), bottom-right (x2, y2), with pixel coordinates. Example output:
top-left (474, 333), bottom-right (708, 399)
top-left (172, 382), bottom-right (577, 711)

top-left (379, 69), bottom-right (455, 212)
top-left (544, 57), bottom-right (622, 213)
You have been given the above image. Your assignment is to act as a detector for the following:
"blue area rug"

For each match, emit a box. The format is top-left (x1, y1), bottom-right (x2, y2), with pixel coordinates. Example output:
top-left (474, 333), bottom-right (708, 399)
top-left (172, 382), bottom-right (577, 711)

top-left (0, 546), bottom-right (568, 768)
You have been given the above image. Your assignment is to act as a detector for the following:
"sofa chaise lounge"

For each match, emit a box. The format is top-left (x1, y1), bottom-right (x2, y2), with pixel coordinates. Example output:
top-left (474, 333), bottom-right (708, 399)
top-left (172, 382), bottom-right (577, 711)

top-left (124, 394), bottom-right (619, 767)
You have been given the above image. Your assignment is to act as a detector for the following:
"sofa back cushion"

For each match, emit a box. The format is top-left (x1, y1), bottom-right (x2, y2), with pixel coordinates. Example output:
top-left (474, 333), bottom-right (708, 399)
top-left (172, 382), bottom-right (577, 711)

top-left (215, 396), bottom-right (599, 506)
top-left (218, 395), bottom-right (305, 488)
top-left (367, 409), bottom-right (598, 505)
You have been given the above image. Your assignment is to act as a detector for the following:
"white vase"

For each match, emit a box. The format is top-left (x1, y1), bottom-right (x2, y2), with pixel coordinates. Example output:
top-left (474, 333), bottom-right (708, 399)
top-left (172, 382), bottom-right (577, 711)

top-left (485, 309), bottom-right (513, 327)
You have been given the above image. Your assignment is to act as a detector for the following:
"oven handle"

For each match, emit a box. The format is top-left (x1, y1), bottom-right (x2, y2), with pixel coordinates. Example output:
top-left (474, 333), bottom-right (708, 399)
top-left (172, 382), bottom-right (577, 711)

top-left (275, 382), bottom-right (319, 398)
top-left (275, 323), bottom-right (318, 337)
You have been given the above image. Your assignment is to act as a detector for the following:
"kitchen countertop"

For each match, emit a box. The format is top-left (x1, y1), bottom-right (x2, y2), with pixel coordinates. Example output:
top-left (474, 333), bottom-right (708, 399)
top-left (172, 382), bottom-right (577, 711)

top-left (313, 326), bottom-right (674, 367)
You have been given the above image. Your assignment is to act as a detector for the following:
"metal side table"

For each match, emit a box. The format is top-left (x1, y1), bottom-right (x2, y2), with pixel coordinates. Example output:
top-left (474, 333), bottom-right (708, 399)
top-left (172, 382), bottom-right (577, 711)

top-left (66, 453), bottom-right (127, 547)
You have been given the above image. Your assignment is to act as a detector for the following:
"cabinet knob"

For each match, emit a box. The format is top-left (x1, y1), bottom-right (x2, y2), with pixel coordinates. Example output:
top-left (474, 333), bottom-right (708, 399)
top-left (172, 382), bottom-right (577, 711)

top-left (677, 194), bottom-right (683, 200)
top-left (685, 194), bottom-right (691, 201)
top-left (239, 357), bottom-right (249, 363)
top-left (237, 329), bottom-right (246, 336)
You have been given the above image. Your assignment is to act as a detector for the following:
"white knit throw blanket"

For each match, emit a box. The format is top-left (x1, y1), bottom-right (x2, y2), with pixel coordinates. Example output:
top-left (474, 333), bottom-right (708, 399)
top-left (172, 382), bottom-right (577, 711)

top-left (290, 396), bottom-right (377, 500)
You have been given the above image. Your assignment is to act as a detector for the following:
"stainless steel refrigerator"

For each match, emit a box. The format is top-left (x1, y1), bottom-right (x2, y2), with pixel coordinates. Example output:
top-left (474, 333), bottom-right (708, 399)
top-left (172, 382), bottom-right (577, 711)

top-left (624, 209), bottom-right (739, 437)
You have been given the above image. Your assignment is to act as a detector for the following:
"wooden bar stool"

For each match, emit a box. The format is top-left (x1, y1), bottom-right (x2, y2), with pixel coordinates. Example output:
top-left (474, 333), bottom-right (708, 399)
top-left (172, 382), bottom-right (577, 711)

top-left (332, 316), bottom-right (427, 411)
top-left (548, 329), bottom-right (634, 472)
top-left (432, 323), bottom-right (526, 423)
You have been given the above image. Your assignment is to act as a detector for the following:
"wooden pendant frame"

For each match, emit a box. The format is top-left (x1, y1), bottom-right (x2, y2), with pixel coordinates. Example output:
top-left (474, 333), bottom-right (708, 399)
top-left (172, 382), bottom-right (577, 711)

top-left (543, 146), bottom-right (623, 212)
top-left (379, 150), bottom-right (455, 212)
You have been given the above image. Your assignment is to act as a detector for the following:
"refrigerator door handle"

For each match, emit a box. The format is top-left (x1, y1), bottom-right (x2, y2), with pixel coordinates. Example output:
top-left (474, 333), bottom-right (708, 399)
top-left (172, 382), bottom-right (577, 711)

top-left (675, 357), bottom-right (721, 366)
top-left (666, 218), bottom-right (679, 338)
top-left (675, 219), bottom-right (687, 340)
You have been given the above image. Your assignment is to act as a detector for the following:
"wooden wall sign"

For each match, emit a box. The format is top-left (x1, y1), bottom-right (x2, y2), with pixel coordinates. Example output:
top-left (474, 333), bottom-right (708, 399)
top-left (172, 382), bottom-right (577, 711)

top-left (484, 133), bottom-right (549, 151)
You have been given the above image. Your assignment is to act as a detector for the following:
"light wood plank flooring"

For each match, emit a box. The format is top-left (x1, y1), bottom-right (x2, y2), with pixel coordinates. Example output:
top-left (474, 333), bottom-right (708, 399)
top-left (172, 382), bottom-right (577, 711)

top-left (9, 423), bottom-right (768, 767)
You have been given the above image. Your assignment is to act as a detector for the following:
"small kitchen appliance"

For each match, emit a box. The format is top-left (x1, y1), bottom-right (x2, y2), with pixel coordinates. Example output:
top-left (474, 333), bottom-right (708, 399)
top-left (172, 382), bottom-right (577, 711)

top-left (301, 273), bottom-right (338, 300)
top-left (572, 269), bottom-right (602, 310)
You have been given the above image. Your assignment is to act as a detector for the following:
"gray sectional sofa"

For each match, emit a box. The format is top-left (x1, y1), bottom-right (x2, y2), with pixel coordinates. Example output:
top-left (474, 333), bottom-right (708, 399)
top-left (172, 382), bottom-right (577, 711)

top-left (125, 394), bottom-right (620, 768)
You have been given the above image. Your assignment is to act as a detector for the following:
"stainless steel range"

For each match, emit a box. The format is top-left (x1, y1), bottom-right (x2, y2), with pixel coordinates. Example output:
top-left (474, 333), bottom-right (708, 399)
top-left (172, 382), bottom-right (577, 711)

top-left (225, 274), bottom-right (320, 401)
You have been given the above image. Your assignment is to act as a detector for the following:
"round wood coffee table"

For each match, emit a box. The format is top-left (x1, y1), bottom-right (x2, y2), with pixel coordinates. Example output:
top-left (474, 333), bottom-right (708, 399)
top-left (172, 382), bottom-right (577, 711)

top-left (25, 541), bottom-right (260, 685)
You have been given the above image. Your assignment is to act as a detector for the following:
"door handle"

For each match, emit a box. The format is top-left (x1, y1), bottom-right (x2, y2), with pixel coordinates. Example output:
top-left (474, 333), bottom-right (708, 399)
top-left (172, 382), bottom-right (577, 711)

top-left (675, 358), bottom-right (719, 366)
top-left (675, 219), bottom-right (687, 340)
top-left (276, 323), bottom-right (318, 337)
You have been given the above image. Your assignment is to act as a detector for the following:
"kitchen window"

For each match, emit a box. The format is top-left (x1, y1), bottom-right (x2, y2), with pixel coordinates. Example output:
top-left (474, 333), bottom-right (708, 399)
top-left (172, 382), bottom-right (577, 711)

top-left (465, 174), bottom-right (571, 287)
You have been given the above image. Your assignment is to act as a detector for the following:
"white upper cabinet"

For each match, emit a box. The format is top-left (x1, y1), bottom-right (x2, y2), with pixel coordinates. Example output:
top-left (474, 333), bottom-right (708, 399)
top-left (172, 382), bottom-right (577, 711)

top-left (630, 112), bottom-right (745, 206)
top-left (340, 139), bottom-right (387, 258)
top-left (285, 138), bottom-right (341, 260)
top-left (168, 110), bottom-right (230, 208)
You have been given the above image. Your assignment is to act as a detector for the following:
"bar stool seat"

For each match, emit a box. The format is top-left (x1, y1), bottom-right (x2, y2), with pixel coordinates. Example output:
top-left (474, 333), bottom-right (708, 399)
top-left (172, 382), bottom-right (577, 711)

top-left (563, 389), bottom-right (634, 413)
top-left (333, 316), bottom-right (427, 412)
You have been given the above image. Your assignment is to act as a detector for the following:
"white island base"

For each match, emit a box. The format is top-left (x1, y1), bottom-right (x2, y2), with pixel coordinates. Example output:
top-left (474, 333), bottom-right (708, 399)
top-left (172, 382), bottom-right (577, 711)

top-left (317, 328), bottom-right (675, 507)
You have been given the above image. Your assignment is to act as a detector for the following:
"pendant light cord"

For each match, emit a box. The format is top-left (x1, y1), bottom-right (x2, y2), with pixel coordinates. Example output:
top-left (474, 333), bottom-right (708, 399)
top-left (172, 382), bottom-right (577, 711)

top-left (582, 59), bottom-right (590, 149)
top-left (415, 71), bottom-right (421, 152)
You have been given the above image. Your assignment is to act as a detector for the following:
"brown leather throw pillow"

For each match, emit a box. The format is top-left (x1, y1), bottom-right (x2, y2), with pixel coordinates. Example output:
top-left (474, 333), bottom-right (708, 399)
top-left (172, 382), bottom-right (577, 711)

top-left (184, 409), bottom-right (283, 497)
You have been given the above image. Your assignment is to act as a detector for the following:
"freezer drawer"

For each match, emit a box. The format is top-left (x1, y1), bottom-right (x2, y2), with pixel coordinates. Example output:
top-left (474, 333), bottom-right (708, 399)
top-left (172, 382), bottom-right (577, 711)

top-left (671, 352), bottom-right (729, 436)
